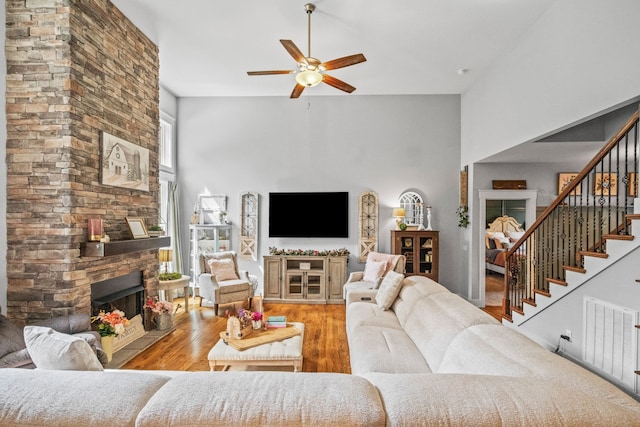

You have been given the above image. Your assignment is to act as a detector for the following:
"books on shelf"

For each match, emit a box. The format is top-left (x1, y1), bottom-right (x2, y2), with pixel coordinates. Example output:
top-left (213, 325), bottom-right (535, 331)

top-left (266, 315), bottom-right (287, 328)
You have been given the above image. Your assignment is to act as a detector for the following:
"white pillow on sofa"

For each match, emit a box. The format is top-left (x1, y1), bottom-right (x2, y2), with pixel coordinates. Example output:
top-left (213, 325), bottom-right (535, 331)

top-left (23, 326), bottom-right (103, 371)
top-left (375, 271), bottom-right (405, 310)
top-left (363, 260), bottom-right (387, 286)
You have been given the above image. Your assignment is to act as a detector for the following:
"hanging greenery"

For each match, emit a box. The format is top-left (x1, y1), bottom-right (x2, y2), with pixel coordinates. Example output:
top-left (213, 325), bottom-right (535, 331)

top-left (456, 205), bottom-right (470, 228)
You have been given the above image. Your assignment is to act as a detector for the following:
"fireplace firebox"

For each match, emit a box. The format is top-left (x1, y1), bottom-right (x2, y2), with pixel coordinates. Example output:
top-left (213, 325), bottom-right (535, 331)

top-left (91, 271), bottom-right (145, 319)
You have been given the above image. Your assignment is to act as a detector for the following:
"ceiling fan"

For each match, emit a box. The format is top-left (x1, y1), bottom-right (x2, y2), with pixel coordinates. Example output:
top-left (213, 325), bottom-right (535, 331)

top-left (247, 3), bottom-right (367, 99)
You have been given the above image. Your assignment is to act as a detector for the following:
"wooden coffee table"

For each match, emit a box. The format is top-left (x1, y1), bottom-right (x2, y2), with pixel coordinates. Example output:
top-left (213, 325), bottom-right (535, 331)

top-left (208, 322), bottom-right (304, 372)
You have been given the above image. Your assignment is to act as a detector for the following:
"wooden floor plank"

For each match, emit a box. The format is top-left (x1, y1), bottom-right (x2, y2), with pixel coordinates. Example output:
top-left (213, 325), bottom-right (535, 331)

top-left (122, 298), bottom-right (351, 374)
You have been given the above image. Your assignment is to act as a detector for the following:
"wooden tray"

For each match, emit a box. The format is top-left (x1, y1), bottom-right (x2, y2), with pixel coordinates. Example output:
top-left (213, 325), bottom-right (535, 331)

top-left (220, 325), bottom-right (301, 351)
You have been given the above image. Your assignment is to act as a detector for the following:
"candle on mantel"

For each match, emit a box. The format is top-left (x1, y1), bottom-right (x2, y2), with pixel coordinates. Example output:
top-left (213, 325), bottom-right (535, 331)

top-left (88, 218), bottom-right (103, 242)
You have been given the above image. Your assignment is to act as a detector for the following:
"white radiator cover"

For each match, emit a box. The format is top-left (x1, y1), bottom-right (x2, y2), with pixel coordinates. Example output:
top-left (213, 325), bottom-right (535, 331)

top-left (583, 296), bottom-right (639, 392)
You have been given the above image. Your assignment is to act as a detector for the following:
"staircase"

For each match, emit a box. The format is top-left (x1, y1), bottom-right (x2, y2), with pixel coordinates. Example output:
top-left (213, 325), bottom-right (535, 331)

top-left (502, 111), bottom-right (640, 324)
top-left (506, 209), bottom-right (640, 326)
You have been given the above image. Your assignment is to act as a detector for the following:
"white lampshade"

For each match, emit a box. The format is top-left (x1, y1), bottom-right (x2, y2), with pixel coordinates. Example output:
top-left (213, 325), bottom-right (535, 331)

top-left (295, 70), bottom-right (323, 87)
top-left (392, 207), bottom-right (406, 218)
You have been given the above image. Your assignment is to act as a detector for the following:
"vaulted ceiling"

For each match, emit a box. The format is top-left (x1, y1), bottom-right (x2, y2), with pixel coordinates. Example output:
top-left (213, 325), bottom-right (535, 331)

top-left (111, 0), bottom-right (557, 98)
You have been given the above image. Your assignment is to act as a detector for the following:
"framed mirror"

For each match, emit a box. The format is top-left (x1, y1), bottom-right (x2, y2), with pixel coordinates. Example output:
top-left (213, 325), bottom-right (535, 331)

top-left (198, 194), bottom-right (227, 224)
top-left (399, 191), bottom-right (424, 226)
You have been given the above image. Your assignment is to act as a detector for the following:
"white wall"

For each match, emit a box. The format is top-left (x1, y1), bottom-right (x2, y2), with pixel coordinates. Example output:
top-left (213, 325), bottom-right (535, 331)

top-left (461, 0), bottom-right (640, 303)
top-left (177, 95), bottom-right (463, 293)
top-left (461, 0), bottom-right (640, 166)
top-left (520, 246), bottom-right (640, 359)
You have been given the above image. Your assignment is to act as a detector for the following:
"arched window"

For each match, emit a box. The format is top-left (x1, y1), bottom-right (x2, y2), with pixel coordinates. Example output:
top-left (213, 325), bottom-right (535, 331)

top-left (399, 192), bottom-right (424, 226)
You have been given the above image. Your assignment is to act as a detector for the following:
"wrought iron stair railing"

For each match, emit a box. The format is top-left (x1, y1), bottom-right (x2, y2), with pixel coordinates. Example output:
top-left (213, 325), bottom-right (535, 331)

top-left (503, 111), bottom-right (639, 320)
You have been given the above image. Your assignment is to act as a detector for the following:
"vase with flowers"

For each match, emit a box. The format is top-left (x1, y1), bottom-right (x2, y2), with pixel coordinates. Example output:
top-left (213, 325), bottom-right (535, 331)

top-left (144, 296), bottom-right (174, 331)
top-left (225, 308), bottom-right (263, 338)
top-left (91, 310), bottom-right (129, 362)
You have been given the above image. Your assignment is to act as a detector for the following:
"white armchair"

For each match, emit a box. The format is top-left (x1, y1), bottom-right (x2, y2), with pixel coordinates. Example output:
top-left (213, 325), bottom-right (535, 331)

top-left (197, 251), bottom-right (254, 315)
top-left (343, 252), bottom-right (406, 298)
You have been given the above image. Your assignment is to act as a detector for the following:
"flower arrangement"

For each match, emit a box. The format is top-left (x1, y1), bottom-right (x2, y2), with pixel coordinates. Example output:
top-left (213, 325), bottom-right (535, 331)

top-left (268, 247), bottom-right (350, 257)
top-left (144, 296), bottom-right (174, 314)
top-left (227, 308), bottom-right (263, 327)
top-left (91, 310), bottom-right (129, 337)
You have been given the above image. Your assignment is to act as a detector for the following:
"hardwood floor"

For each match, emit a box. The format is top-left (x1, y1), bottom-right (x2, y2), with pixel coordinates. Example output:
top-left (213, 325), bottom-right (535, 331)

top-left (121, 298), bottom-right (351, 373)
top-left (483, 273), bottom-right (505, 321)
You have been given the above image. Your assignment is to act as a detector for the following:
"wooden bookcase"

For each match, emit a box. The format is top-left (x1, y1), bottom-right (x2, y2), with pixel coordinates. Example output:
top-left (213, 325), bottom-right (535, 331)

top-left (391, 230), bottom-right (439, 281)
top-left (263, 255), bottom-right (347, 304)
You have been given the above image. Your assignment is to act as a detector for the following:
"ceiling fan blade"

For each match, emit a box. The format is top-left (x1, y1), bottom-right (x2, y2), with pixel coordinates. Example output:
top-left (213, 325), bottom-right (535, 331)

top-left (280, 40), bottom-right (306, 63)
top-left (247, 70), bottom-right (295, 76)
top-left (322, 54), bottom-right (367, 71)
top-left (322, 74), bottom-right (356, 93)
top-left (290, 84), bottom-right (305, 99)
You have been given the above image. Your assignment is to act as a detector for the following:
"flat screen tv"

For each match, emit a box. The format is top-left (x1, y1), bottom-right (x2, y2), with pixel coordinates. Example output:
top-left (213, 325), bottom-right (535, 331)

top-left (269, 192), bottom-right (349, 238)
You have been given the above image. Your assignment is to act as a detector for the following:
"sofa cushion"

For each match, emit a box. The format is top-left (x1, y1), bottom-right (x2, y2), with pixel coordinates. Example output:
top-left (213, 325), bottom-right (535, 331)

top-left (208, 257), bottom-right (240, 281)
top-left (401, 292), bottom-right (498, 372)
top-left (375, 270), bottom-right (404, 310)
top-left (391, 275), bottom-right (449, 327)
top-left (364, 373), bottom-right (640, 426)
top-left (346, 300), bottom-right (403, 336)
top-left (136, 372), bottom-right (386, 427)
top-left (23, 326), bottom-right (103, 371)
top-left (0, 369), bottom-right (172, 426)
top-left (348, 325), bottom-right (431, 375)
top-left (439, 324), bottom-right (640, 413)
top-left (0, 314), bottom-right (26, 360)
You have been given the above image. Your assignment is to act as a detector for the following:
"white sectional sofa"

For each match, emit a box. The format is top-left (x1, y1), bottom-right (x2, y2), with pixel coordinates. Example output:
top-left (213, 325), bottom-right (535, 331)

top-left (2, 275), bottom-right (639, 426)
top-left (346, 275), bottom-right (640, 425)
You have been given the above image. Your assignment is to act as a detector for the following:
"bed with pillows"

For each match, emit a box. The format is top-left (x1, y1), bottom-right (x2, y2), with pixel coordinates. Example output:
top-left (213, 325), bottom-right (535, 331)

top-left (485, 215), bottom-right (525, 274)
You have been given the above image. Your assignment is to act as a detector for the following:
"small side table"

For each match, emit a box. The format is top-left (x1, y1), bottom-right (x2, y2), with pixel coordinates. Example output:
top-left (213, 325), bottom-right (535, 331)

top-left (158, 275), bottom-right (190, 305)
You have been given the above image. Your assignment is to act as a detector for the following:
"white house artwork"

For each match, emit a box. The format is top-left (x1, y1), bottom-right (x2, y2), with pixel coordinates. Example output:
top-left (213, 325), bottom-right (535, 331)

top-left (100, 131), bottom-right (150, 192)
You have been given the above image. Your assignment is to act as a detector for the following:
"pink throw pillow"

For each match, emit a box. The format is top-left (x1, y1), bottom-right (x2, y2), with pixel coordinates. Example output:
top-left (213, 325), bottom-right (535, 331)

top-left (208, 258), bottom-right (239, 281)
top-left (363, 260), bottom-right (387, 285)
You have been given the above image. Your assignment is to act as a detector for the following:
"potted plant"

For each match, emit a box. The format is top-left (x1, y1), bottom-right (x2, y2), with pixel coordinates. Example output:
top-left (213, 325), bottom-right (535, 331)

top-left (144, 296), bottom-right (174, 331)
top-left (91, 310), bottom-right (129, 362)
top-left (148, 224), bottom-right (165, 237)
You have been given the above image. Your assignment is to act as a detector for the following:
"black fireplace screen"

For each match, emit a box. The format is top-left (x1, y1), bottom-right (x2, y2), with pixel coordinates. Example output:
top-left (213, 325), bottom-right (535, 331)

top-left (90, 271), bottom-right (144, 319)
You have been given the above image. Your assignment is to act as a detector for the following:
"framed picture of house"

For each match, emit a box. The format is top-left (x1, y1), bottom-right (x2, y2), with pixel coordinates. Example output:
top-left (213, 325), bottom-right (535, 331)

top-left (593, 173), bottom-right (617, 196)
top-left (628, 173), bottom-right (638, 197)
top-left (100, 131), bottom-right (150, 192)
top-left (126, 217), bottom-right (149, 239)
top-left (558, 173), bottom-right (581, 196)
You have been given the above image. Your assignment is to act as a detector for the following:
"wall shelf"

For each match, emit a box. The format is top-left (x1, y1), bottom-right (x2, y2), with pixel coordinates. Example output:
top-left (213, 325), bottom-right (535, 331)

top-left (81, 237), bottom-right (171, 257)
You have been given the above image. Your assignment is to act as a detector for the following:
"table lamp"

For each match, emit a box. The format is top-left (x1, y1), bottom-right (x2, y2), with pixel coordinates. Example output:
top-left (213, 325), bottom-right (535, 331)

top-left (159, 248), bottom-right (173, 274)
top-left (392, 207), bottom-right (406, 230)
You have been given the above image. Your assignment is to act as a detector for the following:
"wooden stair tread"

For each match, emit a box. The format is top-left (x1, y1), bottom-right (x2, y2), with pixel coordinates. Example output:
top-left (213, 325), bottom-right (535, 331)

top-left (603, 234), bottom-right (634, 241)
top-left (579, 251), bottom-right (608, 259)
top-left (502, 314), bottom-right (513, 323)
top-left (523, 298), bottom-right (537, 307)
top-left (547, 277), bottom-right (567, 286)
top-left (626, 214), bottom-right (640, 220)
top-left (510, 306), bottom-right (524, 316)
top-left (563, 265), bottom-right (586, 274)
top-left (533, 289), bottom-right (551, 298)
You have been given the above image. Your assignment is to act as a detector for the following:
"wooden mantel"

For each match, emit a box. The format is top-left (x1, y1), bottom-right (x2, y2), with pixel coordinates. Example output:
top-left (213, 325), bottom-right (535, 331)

top-left (81, 237), bottom-right (171, 257)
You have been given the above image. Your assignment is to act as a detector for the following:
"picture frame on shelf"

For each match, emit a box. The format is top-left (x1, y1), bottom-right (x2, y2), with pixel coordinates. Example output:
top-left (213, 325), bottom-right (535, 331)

top-left (558, 172), bottom-right (581, 196)
top-left (126, 217), bottom-right (149, 239)
top-left (198, 194), bottom-right (227, 225)
top-left (593, 173), bottom-right (617, 196)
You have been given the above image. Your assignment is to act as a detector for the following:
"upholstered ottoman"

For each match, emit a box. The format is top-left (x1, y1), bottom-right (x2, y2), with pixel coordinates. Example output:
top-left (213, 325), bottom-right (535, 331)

top-left (208, 322), bottom-right (304, 372)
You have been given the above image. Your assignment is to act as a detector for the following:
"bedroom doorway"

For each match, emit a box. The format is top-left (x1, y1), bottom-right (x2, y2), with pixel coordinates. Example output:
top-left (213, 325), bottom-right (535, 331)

top-left (477, 190), bottom-right (538, 310)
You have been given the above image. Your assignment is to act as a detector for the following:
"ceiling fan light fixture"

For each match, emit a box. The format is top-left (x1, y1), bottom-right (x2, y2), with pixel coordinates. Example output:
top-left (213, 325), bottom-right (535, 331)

top-left (296, 69), bottom-right (323, 87)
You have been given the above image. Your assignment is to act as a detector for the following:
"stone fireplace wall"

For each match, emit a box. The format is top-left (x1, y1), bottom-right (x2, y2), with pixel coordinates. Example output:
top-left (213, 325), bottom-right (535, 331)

top-left (5, 0), bottom-right (161, 325)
